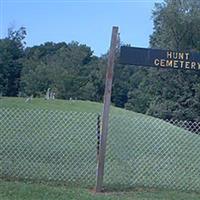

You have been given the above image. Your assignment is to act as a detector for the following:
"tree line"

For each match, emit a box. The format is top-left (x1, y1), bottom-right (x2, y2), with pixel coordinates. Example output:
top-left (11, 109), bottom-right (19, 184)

top-left (1, 0), bottom-right (200, 121)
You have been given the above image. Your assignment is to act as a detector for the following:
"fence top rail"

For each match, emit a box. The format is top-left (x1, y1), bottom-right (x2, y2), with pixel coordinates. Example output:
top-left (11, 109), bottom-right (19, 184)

top-left (2, 107), bottom-right (200, 129)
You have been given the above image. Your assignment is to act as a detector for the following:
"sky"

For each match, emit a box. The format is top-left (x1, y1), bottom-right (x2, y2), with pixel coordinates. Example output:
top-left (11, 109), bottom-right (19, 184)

top-left (1, 0), bottom-right (164, 56)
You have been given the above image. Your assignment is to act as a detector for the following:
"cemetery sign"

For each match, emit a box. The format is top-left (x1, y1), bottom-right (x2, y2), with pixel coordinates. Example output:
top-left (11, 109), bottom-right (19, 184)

top-left (120, 46), bottom-right (200, 70)
top-left (96, 28), bottom-right (200, 193)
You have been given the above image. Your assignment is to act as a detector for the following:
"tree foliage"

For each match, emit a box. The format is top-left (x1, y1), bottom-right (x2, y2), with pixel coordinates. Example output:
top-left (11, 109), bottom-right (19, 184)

top-left (0, 27), bottom-right (26, 96)
top-left (126, 0), bottom-right (200, 121)
top-left (20, 41), bottom-right (106, 101)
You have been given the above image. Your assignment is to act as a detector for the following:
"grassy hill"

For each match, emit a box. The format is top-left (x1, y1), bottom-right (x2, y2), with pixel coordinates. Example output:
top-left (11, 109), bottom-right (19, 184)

top-left (0, 97), bottom-right (139, 115)
top-left (1, 97), bottom-right (200, 192)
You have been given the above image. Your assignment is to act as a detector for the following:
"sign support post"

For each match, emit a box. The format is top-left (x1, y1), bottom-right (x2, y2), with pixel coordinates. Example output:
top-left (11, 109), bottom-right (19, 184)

top-left (95, 26), bottom-right (119, 193)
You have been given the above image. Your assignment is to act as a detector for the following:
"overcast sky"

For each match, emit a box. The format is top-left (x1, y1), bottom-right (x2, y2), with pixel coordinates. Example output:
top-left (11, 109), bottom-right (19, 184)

top-left (1, 0), bottom-right (164, 56)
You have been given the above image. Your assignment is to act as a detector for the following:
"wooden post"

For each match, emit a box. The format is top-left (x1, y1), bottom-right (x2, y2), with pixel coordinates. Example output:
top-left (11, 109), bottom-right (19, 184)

top-left (95, 26), bottom-right (119, 193)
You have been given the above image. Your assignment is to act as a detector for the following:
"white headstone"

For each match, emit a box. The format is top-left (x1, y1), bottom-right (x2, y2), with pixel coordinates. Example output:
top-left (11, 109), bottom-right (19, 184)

top-left (45, 88), bottom-right (51, 100)
top-left (25, 95), bottom-right (33, 103)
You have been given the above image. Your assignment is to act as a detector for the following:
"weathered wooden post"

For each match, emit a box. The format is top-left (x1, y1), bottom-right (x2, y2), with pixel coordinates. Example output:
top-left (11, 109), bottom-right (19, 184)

top-left (95, 26), bottom-right (119, 193)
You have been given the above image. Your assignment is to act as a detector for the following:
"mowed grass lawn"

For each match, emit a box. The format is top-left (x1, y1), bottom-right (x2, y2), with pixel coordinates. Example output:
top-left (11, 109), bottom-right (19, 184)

top-left (1, 180), bottom-right (200, 200)
top-left (0, 97), bottom-right (132, 114)
top-left (1, 97), bottom-right (200, 199)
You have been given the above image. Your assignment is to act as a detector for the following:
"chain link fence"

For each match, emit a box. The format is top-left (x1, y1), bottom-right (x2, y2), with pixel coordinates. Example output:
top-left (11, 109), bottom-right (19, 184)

top-left (105, 114), bottom-right (200, 192)
top-left (0, 108), bottom-right (98, 186)
top-left (1, 108), bottom-right (200, 192)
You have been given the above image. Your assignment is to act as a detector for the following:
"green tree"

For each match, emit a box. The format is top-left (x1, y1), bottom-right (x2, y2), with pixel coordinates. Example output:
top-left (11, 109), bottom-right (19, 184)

top-left (0, 27), bottom-right (26, 96)
top-left (20, 41), bottom-right (105, 100)
top-left (126, 0), bottom-right (200, 121)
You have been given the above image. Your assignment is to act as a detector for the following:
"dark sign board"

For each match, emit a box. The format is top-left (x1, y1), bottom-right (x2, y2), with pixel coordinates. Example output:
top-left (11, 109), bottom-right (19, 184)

top-left (119, 46), bottom-right (200, 70)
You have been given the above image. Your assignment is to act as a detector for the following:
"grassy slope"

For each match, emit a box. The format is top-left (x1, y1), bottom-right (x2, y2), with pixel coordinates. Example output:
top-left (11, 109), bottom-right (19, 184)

top-left (0, 97), bottom-right (103, 112)
top-left (1, 97), bottom-right (200, 193)
top-left (1, 180), bottom-right (200, 200)
top-left (0, 97), bottom-right (138, 115)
